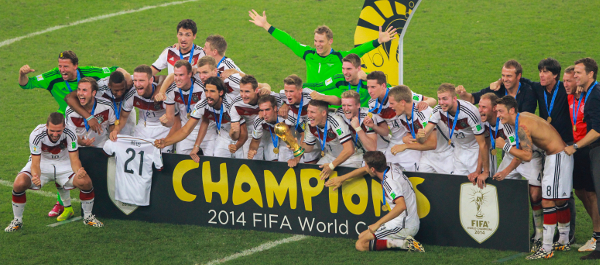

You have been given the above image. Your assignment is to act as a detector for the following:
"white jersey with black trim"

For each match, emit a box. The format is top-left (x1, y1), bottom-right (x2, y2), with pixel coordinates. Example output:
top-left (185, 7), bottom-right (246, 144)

top-left (428, 99), bottom-right (484, 150)
top-left (217, 57), bottom-right (242, 73)
top-left (190, 94), bottom-right (245, 140)
top-left (382, 163), bottom-right (419, 227)
top-left (164, 76), bottom-right (205, 126)
top-left (282, 88), bottom-right (320, 133)
top-left (334, 107), bottom-right (375, 153)
top-left (230, 92), bottom-right (282, 132)
top-left (65, 98), bottom-right (116, 147)
top-left (304, 114), bottom-right (353, 157)
top-left (29, 124), bottom-right (78, 162)
top-left (152, 45), bottom-right (206, 74)
top-left (103, 136), bottom-right (163, 206)
top-left (123, 84), bottom-right (172, 127)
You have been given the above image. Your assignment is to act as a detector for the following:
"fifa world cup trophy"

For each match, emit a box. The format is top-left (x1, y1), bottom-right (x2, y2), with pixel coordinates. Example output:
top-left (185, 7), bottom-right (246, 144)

top-left (274, 122), bottom-right (305, 157)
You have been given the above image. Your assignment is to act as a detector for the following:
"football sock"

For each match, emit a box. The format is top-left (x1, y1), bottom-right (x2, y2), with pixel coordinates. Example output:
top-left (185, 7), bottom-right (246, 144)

top-left (369, 239), bottom-right (388, 251)
top-left (556, 202), bottom-right (571, 244)
top-left (12, 190), bottom-right (26, 222)
top-left (543, 206), bottom-right (557, 252)
top-left (57, 188), bottom-right (71, 208)
top-left (79, 187), bottom-right (95, 218)
top-left (531, 199), bottom-right (543, 240)
top-left (57, 191), bottom-right (63, 206)
top-left (387, 239), bottom-right (408, 249)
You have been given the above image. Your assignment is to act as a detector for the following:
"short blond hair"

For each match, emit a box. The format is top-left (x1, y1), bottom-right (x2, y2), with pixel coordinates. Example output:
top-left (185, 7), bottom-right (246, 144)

top-left (341, 90), bottom-right (360, 104)
top-left (314, 25), bottom-right (333, 40)
top-left (437, 83), bottom-right (456, 95)
top-left (197, 56), bottom-right (217, 70)
top-left (283, 74), bottom-right (303, 89)
top-left (388, 85), bottom-right (413, 103)
top-left (564, 65), bottom-right (575, 74)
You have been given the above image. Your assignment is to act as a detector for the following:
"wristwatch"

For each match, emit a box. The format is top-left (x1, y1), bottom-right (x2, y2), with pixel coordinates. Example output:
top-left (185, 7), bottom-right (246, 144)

top-left (573, 144), bottom-right (579, 150)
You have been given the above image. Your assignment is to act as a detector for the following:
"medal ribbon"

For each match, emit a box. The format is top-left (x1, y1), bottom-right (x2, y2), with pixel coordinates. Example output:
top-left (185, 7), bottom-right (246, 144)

top-left (179, 77), bottom-right (194, 116)
top-left (573, 94), bottom-right (584, 127)
top-left (216, 56), bottom-right (226, 77)
top-left (490, 117), bottom-right (499, 152)
top-left (268, 117), bottom-right (279, 150)
top-left (369, 88), bottom-right (389, 114)
top-left (144, 84), bottom-right (156, 125)
top-left (64, 69), bottom-right (81, 92)
top-left (447, 103), bottom-right (461, 142)
top-left (349, 80), bottom-right (361, 93)
top-left (83, 99), bottom-right (97, 132)
top-left (405, 103), bottom-right (416, 139)
top-left (382, 167), bottom-right (390, 207)
top-left (317, 117), bottom-right (329, 155)
top-left (515, 113), bottom-right (520, 149)
top-left (505, 82), bottom-right (521, 99)
top-left (585, 81), bottom-right (598, 105)
top-left (544, 81), bottom-right (560, 120)
top-left (179, 44), bottom-right (195, 65)
top-left (353, 109), bottom-right (362, 148)
top-left (213, 102), bottom-right (224, 134)
top-left (110, 93), bottom-right (123, 121)
top-left (295, 95), bottom-right (304, 131)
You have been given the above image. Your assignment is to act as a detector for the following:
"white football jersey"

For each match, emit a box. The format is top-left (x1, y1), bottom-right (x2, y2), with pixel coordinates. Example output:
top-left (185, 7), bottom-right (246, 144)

top-left (230, 92), bottom-right (282, 132)
top-left (164, 76), bottom-right (205, 126)
top-left (152, 44), bottom-right (206, 74)
top-left (103, 136), bottom-right (163, 206)
top-left (123, 84), bottom-right (170, 127)
top-left (281, 88), bottom-right (322, 133)
top-left (65, 98), bottom-right (116, 147)
top-left (29, 124), bottom-right (78, 162)
top-left (190, 94), bottom-right (245, 140)
top-left (334, 107), bottom-right (375, 153)
top-left (428, 99), bottom-right (484, 150)
top-left (382, 163), bottom-right (419, 227)
top-left (304, 114), bottom-right (353, 157)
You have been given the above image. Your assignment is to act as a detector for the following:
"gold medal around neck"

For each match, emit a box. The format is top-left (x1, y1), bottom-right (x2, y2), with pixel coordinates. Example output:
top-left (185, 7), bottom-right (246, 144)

top-left (382, 205), bottom-right (388, 211)
top-left (491, 149), bottom-right (497, 156)
top-left (273, 147), bottom-right (279, 154)
top-left (187, 113), bottom-right (191, 119)
top-left (321, 151), bottom-right (325, 157)
top-left (115, 120), bottom-right (120, 126)
top-left (547, 117), bottom-right (552, 123)
top-left (573, 125), bottom-right (577, 132)
top-left (448, 140), bottom-right (452, 145)
top-left (367, 112), bottom-right (373, 119)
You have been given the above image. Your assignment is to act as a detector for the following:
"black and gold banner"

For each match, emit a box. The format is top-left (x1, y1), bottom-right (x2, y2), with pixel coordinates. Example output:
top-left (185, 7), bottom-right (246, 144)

top-left (81, 147), bottom-right (529, 252)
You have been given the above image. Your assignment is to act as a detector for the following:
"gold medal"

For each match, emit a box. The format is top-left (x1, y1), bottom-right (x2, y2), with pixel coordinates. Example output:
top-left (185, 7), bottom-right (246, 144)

top-left (573, 125), bottom-right (577, 132)
top-left (321, 151), bottom-right (325, 157)
top-left (367, 112), bottom-right (373, 119)
top-left (382, 205), bottom-right (388, 211)
top-left (448, 140), bottom-right (452, 145)
top-left (491, 149), bottom-right (496, 156)
top-left (187, 113), bottom-right (191, 119)
top-left (273, 147), bottom-right (279, 154)
top-left (115, 120), bottom-right (120, 126)
top-left (547, 117), bottom-right (552, 123)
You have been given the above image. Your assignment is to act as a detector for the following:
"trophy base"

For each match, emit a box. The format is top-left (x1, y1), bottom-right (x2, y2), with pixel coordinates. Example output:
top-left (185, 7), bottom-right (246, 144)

top-left (293, 148), bottom-right (305, 158)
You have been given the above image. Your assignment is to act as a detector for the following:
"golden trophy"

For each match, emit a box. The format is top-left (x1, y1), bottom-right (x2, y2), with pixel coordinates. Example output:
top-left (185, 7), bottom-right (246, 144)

top-left (274, 122), bottom-right (305, 157)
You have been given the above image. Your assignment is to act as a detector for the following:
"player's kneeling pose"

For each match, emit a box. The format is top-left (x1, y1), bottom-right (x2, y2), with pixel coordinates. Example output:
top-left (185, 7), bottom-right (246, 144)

top-left (5, 112), bottom-right (102, 232)
top-left (325, 151), bottom-right (424, 252)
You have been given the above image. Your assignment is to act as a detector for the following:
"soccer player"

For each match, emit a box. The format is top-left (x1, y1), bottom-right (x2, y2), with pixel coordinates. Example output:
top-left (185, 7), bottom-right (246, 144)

top-left (152, 19), bottom-right (205, 75)
top-left (279, 74), bottom-right (341, 165)
top-left (563, 65), bottom-right (600, 252)
top-left (110, 65), bottom-right (179, 153)
top-left (163, 60), bottom-right (206, 155)
top-left (65, 77), bottom-right (116, 147)
top-left (290, 100), bottom-right (362, 179)
top-left (5, 112), bottom-right (103, 232)
top-left (248, 9), bottom-right (397, 83)
top-left (496, 96), bottom-right (573, 260)
top-left (304, 54), bottom-right (437, 109)
top-left (456, 60), bottom-right (537, 113)
top-left (566, 58), bottom-right (600, 260)
top-left (334, 90), bottom-right (378, 152)
top-left (18, 50), bottom-right (128, 217)
top-left (383, 85), bottom-right (435, 171)
top-left (156, 77), bottom-right (244, 160)
top-left (248, 95), bottom-right (292, 161)
top-left (229, 75), bottom-right (279, 159)
top-left (417, 83), bottom-right (488, 186)
top-left (325, 151), bottom-right (424, 252)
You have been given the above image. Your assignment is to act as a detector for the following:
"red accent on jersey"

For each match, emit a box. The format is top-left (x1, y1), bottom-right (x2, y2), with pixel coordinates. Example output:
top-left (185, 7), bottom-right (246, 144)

top-left (203, 110), bottom-right (232, 124)
top-left (70, 109), bottom-right (111, 128)
top-left (235, 106), bottom-right (259, 117)
top-left (378, 107), bottom-right (396, 119)
top-left (167, 50), bottom-right (200, 67)
top-left (134, 97), bottom-right (164, 111)
top-left (308, 127), bottom-right (337, 142)
top-left (174, 91), bottom-right (203, 105)
top-left (289, 104), bottom-right (308, 116)
top-left (42, 139), bottom-right (68, 154)
top-left (400, 119), bottom-right (425, 132)
top-left (224, 82), bottom-right (234, 93)
top-left (439, 115), bottom-right (470, 130)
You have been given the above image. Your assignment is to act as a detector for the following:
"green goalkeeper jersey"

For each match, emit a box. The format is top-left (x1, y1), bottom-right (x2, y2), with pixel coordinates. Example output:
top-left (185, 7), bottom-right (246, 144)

top-left (20, 66), bottom-right (118, 114)
top-left (268, 26), bottom-right (380, 83)
top-left (303, 74), bottom-right (371, 108)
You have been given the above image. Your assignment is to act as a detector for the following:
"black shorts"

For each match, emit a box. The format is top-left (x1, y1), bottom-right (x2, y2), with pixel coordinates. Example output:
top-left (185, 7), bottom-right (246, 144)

top-left (573, 145), bottom-right (594, 191)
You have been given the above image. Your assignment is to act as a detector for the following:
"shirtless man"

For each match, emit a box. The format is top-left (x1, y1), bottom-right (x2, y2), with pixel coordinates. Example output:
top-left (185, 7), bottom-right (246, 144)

top-left (496, 95), bottom-right (574, 260)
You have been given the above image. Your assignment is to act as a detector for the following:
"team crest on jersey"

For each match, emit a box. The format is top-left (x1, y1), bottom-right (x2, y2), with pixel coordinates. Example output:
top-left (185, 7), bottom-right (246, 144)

top-left (106, 157), bottom-right (138, 215)
top-left (154, 102), bottom-right (161, 110)
top-left (327, 131), bottom-right (336, 139)
top-left (459, 120), bottom-right (469, 128)
top-left (459, 183), bottom-right (499, 244)
top-left (102, 67), bottom-right (110, 74)
top-left (192, 93), bottom-right (199, 102)
top-left (325, 77), bottom-right (333, 86)
top-left (36, 75), bottom-right (44, 81)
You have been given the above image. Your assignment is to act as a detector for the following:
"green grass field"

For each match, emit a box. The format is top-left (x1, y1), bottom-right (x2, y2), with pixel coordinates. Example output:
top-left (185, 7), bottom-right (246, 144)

top-left (1, 0), bottom-right (599, 264)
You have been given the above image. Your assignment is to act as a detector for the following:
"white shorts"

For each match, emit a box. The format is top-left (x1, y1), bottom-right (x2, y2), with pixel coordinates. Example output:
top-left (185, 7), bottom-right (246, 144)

top-left (213, 134), bottom-right (244, 158)
top-left (317, 153), bottom-right (363, 168)
top-left (419, 149), bottom-right (454, 174)
top-left (134, 123), bottom-right (173, 153)
top-left (542, 151), bottom-right (573, 199)
top-left (175, 126), bottom-right (215, 156)
top-left (500, 152), bottom-right (543, 186)
top-left (373, 217), bottom-right (419, 240)
top-left (452, 147), bottom-right (478, 175)
top-left (20, 159), bottom-right (75, 190)
top-left (385, 141), bottom-right (421, 172)
top-left (260, 137), bottom-right (295, 162)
